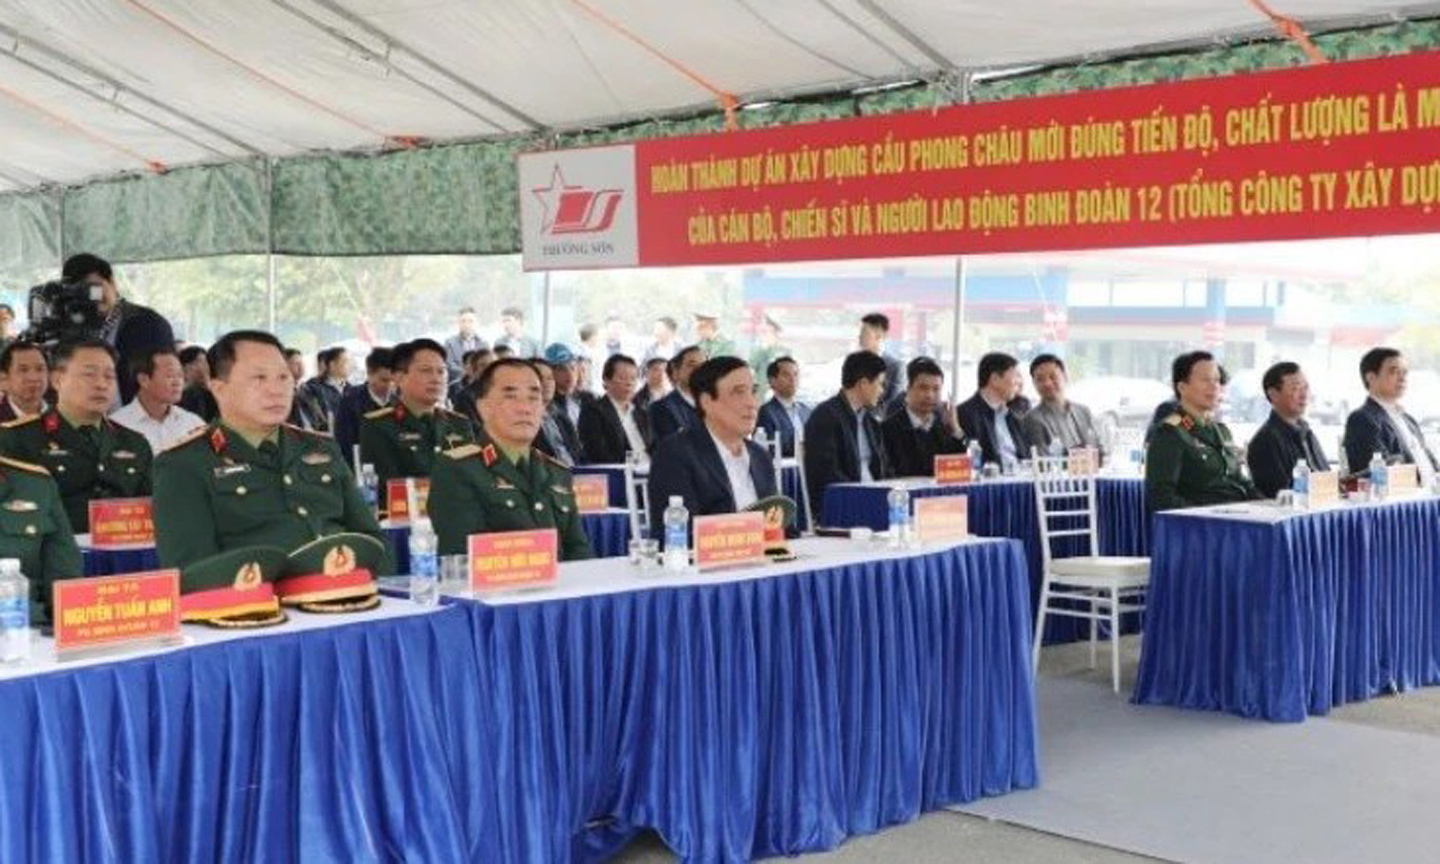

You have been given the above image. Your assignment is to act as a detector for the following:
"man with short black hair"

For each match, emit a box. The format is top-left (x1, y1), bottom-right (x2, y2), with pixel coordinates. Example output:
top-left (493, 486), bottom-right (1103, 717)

top-left (1021, 354), bottom-right (1102, 456)
top-left (334, 347), bottom-right (397, 467)
top-left (177, 344), bottom-right (219, 422)
top-left (633, 356), bottom-right (670, 412)
top-left (299, 346), bottom-right (348, 431)
top-left (579, 354), bottom-right (651, 464)
top-left (443, 307), bottom-right (488, 381)
top-left (359, 339), bottom-right (475, 496)
top-left (545, 343), bottom-right (595, 428)
top-left (650, 346), bottom-right (707, 442)
top-left (1344, 346), bottom-right (1438, 482)
top-left (957, 352), bottom-right (1032, 472)
top-left (0, 340), bottom-right (49, 422)
top-left (694, 312), bottom-right (737, 359)
top-left (804, 351), bottom-right (892, 522)
top-left (61, 253), bottom-right (175, 404)
top-left (756, 357), bottom-right (811, 457)
top-left (0, 339), bottom-right (153, 532)
top-left (859, 312), bottom-right (905, 413)
top-left (532, 359), bottom-right (583, 467)
top-left (111, 347), bottom-right (206, 452)
top-left (644, 316), bottom-right (681, 364)
top-left (427, 359), bottom-right (593, 560)
top-left (496, 306), bottom-right (540, 358)
top-left (882, 357), bottom-right (968, 477)
top-left (153, 330), bottom-right (389, 569)
top-left (1246, 361), bottom-right (1331, 498)
top-left (647, 356), bottom-right (777, 538)
top-left (748, 315), bottom-right (790, 402)
top-left (0, 303), bottom-right (17, 351)
top-left (1146, 350), bottom-right (1259, 511)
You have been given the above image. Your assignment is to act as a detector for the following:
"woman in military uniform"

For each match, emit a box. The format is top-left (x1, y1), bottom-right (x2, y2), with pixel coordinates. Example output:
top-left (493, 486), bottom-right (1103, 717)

top-left (1145, 350), bottom-right (1261, 512)
top-left (0, 455), bottom-right (84, 626)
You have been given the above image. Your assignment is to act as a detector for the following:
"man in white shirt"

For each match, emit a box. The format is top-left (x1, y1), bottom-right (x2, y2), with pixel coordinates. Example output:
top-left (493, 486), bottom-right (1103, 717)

top-left (756, 357), bottom-right (812, 457)
top-left (646, 357), bottom-right (779, 538)
top-left (110, 347), bottom-right (205, 452)
top-left (1343, 346), bottom-right (1439, 484)
top-left (578, 354), bottom-right (652, 464)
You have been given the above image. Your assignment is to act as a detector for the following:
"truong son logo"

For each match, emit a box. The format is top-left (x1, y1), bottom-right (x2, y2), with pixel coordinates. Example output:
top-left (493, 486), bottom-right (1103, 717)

top-left (531, 165), bottom-right (622, 255)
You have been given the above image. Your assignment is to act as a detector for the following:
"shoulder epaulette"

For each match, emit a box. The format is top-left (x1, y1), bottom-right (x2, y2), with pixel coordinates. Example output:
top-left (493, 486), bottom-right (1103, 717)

top-left (1162, 414), bottom-right (1183, 427)
top-left (436, 406), bottom-right (465, 419)
top-left (444, 443), bottom-right (482, 460)
top-left (0, 414), bottom-right (39, 430)
top-left (0, 455), bottom-right (48, 476)
top-left (284, 423), bottom-right (333, 438)
top-left (159, 424), bottom-right (211, 454)
top-left (363, 406), bottom-right (394, 420)
top-left (532, 448), bottom-right (570, 471)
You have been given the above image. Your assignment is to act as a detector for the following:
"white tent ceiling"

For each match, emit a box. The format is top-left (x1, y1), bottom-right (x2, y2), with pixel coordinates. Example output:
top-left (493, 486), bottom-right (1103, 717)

top-left (0, 0), bottom-right (1434, 191)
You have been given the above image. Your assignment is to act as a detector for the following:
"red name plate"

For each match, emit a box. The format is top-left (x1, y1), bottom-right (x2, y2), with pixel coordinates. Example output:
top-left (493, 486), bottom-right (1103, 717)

top-left (914, 496), bottom-right (970, 543)
top-left (88, 498), bottom-right (156, 548)
top-left (693, 511), bottom-right (768, 571)
top-left (1068, 447), bottom-right (1099, 476)
top-left (468, 529), bottom-right (559, 591)
top-left (572, 475), bottom-right (610, 513)
top-left (934, 454), bottom-right (974, 484)
top-left (386, 478), bottom-right (431, 521)
top-left (1308, 470), bottom-right (1340, 505)
top-left (53, 570), bottom-right (180, 652)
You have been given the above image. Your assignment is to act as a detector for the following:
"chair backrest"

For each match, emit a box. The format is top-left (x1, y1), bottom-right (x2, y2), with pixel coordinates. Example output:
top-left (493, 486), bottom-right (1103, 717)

top-left (623, 460), bottom-right (650, 541)
top-left (1031, 455), bottom-right (1099, 567)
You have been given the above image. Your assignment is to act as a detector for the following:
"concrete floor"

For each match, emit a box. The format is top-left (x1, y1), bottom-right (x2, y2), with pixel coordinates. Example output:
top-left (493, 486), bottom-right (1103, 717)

top-left (610, 634), bottom-right (1440, 863)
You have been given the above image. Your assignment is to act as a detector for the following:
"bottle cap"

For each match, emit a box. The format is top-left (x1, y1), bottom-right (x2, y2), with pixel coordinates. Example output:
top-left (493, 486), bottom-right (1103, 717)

top-left (669, 495), bottom-right (683, 506)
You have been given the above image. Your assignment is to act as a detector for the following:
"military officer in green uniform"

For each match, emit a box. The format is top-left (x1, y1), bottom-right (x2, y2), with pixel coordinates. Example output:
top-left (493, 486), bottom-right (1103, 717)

top-left (0, 339), bottom-right (152, 533)
top-left (429, 358), bottom-right (594, 560)
top-left (747, 314), bottom-right (791, 403)
top-left (152, 330), bottom-right (390, 570)
top-left (358, 338), bottom-right (476, 499)
top-left (0, 455), bottom-right (84, 625)
top-left (1146, 350), bottom-right (1261, 512)
top-left (694, 311), bottom-right (738, 360)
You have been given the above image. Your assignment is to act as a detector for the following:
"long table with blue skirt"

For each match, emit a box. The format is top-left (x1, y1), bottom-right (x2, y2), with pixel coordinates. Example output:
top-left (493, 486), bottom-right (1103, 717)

top-left (1134, 494), bottom-right (1440, 722)
top-left (821, 475), bottom-right (1150, 642)
top-left (0, 537), bottom-right (1038, 863)
top-left (575, 460), bottom-right (810, 532)
top-left (384, 508), bottom-right (632, 571)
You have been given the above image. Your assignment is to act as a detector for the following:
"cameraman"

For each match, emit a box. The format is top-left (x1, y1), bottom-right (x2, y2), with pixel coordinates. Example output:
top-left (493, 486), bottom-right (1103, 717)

top-left (61, 253), bottom-right (175, 404)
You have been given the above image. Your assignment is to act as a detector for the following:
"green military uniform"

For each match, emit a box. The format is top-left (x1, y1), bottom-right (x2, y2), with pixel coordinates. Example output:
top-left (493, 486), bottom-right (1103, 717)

top-left (0, 409), bottom-right (153, 533)
top-left (1145, 408), bottom-right (1261, 512)
top-left (358, 402), bottom-right (476, 494)
top-left (0, 455), bottom-right (84, 625)
top-left (152, 422), bottom-right (391, 571)
top-left (428, 429), bottom-right (594, 560)
top-left (698, 336), bottom-right (739, 360)
top-left (748, 343), bottom-right (792, 401)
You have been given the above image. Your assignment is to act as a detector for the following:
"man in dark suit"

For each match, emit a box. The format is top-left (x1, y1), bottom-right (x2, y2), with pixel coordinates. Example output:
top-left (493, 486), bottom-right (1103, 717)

top-left (579, 354), bottom-right (651, 464)
top-left (882, 357), bottom-right (969, 477)
top-left (756, 357), bottom-right (811, 457)
top-left (1245, 361), bottom-right (1331, 497)
top-left (333, 346), bottom-right (396, 467)
top-left (0, 340), bottom-right (49, 423)
top-left (62, 253), bottom-right (175, 404)
top-left (632, 357), bottom-right (670, 413)
top-left (649, 345), bottom-right (706, 443)
top-left (1343, 346), bottom-right (1439, 482)
top-left (298, 346), bottom-right (348, 432)
top-left (176, 345), bottom-right (218, 422)
top-left (533, 359), bottom-right (584, 467)
top-left (859, 312), bottom-right (904, 416)
top-left (957, 351), bottom-right (1032, 472)
top-left (648, 356), bottom-right (777, 539)
top-left (803, 351), bottom-right (892, 524)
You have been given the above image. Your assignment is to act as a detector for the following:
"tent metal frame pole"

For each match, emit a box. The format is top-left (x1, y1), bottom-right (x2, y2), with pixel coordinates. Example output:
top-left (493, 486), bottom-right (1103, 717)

top-left (541, 271), bottom-right (553, 345)
top-left (951, 255), bottom-right (966, 405)
top-left (265, 158), bottom-right (277, 332)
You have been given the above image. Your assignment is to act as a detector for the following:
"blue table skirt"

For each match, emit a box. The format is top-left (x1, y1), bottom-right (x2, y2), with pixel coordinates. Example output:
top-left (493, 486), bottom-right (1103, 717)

top-left (3, 542), bottom-right (1039, 863)
top-left (458, 539), bottom-right (1039, 861)
top-left (574, 464), bottom-right (809, 532)
top-left (1135, 498), bottom-right (1440, 722)
top-left (0, 606), bottom-right (492, 863)
top-left (386, 510), bottom-right (631, 571)
top-left (821, 478), bottom-right (1149, 643)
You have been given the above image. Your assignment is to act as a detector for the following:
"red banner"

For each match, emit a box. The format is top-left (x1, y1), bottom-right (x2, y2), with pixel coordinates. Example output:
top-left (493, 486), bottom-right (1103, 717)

top-left (520, 53), bottom-right (1440, 270)
top-left (88, 498), bottom-right (156, 549)
top-left (53, 570), bottom-right (180, 652)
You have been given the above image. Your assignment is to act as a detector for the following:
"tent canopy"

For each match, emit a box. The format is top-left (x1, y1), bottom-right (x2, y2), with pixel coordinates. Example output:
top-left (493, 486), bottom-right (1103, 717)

top-left (0, 0), bottom-right (1434, 191)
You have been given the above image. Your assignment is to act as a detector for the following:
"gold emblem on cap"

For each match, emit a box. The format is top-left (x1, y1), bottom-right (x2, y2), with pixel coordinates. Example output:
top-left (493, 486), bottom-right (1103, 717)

top-left (323, 544), bottom-right (357, 576)
top-left (234, 562), bottom-right (263, 591)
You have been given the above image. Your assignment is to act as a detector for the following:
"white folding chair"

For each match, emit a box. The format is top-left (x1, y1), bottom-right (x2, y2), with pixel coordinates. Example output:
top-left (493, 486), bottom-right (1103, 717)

top-left (793, 441), bottom-right (816, 536)
top-left (622, 460), bottom-right (651, 541)
top-left (1031, 455), bottom-right (1150, 692)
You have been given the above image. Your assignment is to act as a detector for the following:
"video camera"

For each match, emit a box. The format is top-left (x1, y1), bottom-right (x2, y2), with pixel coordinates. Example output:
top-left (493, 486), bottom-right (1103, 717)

top-left (22, 279), bottom-right (104, 346)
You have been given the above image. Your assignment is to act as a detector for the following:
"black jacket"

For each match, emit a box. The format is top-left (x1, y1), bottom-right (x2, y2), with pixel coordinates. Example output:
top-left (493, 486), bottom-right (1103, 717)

top-left (756, 397), bottom-right (812, 458)
top-left (533, 401), bottom-right (584, 466)
top-left (1245, 411), bottom-right (1332, 498)
top-left (334, 384), bottom-right (396, 468)
top-left (881, 408), bottom-right (969, 477)
top-left (802, 392), bottom-right (891, 523)
top-left (178, 384), bottom-right (218, 424)
top-left (646, 425), bottom-right (778, 541)
top-left (113, 301), bottom-right (175, 403)
top-left (956, 393), bottom-right (1032, 468)
top-left (649, 390), bottom-right (700, 443)
top-left (578, 397), bottom-right (651, 464)
top-left (1343, 396), bottom-right (1438, 474)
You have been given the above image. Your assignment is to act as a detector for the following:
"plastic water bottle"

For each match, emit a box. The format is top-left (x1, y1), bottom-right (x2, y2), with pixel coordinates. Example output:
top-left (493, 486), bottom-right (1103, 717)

top-left (359, 463), bottom-right (380, 515)
top-left (663, 496), bottom-right (690, 573)
top-left (887, 486), bottom-right (911, 548)
top-left (1370, 453), bottom-right (1388, 501)
top-left (1291, 459), bottom-right (1310, 508)
top-left (409, 518), bottom-right (439, 606)
top-left (0, 559), bottom-right (31, 663)
top-left (967, 440), bottom-right (984, 476)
